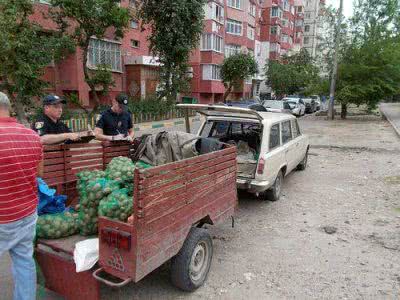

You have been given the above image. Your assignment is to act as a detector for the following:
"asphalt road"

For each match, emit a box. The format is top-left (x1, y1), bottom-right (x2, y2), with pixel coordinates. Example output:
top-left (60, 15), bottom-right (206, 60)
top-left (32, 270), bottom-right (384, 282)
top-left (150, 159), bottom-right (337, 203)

top-left (380, 103), bottom-right (400, 137)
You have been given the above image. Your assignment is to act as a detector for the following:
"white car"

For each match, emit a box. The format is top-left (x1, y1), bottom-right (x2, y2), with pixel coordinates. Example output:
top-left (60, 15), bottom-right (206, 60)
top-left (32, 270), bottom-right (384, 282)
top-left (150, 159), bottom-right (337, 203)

top-left (283, 97), bottom-right (306, 116)
top-left (178, 105), bottom-right (310, 201)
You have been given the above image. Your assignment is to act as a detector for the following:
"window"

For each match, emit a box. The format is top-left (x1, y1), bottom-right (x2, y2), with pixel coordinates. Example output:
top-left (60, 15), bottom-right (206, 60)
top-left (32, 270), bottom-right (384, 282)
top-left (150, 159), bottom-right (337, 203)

top-left (305, 12), bottom-right (311, 19)
top-left (306, 0), bottom-right (311, 7)
top-left (295, 20), bottom-right (303, 27)
top-left (270, 25), bottom-right (279, 35)
top-left (283, 0), bottom-right (289, 11)
top-left (213, 3), bottom-right (224, 22)
top-left (269, 124), bottom-right (280, 150)
top-left (247, 25), bottom-right (255, 40)
top-left (131, 39), bottom-right (140, 48)
top-left (256, 43), bottom-right (261, 57)
top-left (271, 6), bottom-right (283, 18)
top-left (281, 121), bottom-right (292, 144)
top-left (201, 34), bottom-right (223, 52)
top-left (226, 19), bottom-right (243, 35)
top-left (225, 44), bottom-right (241, 57)
top-left (202, 64), bottom-right (222, 80)
top-left (291, 120), bottom-right (301, 138)
top-left (130, 20), bottom-right (139, 29)
top-left (304, 36), bottom-right (310, 44)
top-left (297, 6), bottom-right (303, 13)
top-left (227, 0), bottom-right (241, 9)
top-left (281, 34), bottom-right (289, 43)
top-left (249, 3), bottom-right (256, 17)
top-left (88, 38), bottom-right (121, 72)
top-left (270, 43), bottom-right (280, 52)
top-left (282, 17), bottom-right (288, 27)
top-left (305, 25), bottom-right (310, 32)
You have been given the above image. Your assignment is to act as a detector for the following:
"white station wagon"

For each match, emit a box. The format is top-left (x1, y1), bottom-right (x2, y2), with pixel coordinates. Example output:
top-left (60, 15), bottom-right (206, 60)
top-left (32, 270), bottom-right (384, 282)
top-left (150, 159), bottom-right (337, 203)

top-left (179, 105), bottom-right (310, 201)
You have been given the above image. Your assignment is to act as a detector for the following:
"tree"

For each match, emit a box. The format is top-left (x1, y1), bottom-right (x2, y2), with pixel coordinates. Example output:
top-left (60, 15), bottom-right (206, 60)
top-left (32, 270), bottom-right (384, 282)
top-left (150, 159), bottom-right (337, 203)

top-left (266, 49), bottom-right (319, 98)
top-left (334, 0), bottom-right (400, 118)
top-left (139, 0), bottom-right (205, 101)
top-left (220, 53), bottom-right (258, 101)
top-left (0, 0), bottom-right (73, 122)
top-left (50, 0), bottom-right (130, 114)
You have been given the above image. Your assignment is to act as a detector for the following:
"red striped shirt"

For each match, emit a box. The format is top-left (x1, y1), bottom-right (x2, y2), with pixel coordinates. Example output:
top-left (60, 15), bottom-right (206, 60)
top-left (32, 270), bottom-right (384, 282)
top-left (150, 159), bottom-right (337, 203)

top-left (0, 117), bottom-right (43, 224)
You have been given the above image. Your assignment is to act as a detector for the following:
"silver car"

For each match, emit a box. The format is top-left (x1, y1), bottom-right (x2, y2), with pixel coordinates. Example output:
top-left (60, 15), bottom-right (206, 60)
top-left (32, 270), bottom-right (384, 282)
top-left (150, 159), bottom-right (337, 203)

top-left (263, 100), bottom-right (292, 114)
top-left (283, 98), bottom-right (306, 117)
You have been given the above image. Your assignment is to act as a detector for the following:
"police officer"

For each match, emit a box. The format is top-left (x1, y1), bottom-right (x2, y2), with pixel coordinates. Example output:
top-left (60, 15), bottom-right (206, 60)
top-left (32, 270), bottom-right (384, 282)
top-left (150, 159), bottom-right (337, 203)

top-left (94, 93), bottom-right (134, 142)
top-left (32, 94), bottom-right (80, 145)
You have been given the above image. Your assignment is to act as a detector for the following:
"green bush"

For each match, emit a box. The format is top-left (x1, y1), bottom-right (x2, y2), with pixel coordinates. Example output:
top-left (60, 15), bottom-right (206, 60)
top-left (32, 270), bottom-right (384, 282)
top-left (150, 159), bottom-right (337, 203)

top-left (127, 95), bottom-right (175, 115)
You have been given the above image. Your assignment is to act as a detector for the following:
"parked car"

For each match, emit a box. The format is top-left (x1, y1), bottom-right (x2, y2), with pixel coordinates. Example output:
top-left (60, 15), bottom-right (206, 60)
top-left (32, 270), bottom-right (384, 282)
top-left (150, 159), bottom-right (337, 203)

top-left (310, 95), bottom-right (322, 111)
top-left (302, 98), bottom-right (316, 113)
top-left (263, 100), bottom-right (292, 114)
top-left (226, 99), bottom-right (267, 112)
top-left (178, 105), bottom-right (310, 202)
top-left (283, 97), bottom-right (306, 117)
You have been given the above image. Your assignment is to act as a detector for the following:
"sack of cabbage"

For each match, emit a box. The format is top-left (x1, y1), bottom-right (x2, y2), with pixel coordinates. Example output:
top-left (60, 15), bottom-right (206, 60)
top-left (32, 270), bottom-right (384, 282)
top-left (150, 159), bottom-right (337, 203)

top-left (36, 211), bottom-right (80, 239)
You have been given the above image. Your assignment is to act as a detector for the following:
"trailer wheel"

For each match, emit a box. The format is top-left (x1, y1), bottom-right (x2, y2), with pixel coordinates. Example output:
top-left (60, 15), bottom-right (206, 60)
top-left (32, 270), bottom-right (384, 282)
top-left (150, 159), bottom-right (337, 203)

top-left (170, 227), bottom-right (213, 292)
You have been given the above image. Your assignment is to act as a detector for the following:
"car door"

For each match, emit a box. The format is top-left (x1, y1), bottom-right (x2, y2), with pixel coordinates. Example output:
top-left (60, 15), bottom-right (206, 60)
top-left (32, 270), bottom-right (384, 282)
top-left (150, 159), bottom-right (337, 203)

top-left (299, 100), bottom-right (305, 114)
top-left (291, 119), bottom-right (305, 164)
top-left (281, 120), bottom-right (297, 173)
top-left (262, 122), bottom-right (284, 184)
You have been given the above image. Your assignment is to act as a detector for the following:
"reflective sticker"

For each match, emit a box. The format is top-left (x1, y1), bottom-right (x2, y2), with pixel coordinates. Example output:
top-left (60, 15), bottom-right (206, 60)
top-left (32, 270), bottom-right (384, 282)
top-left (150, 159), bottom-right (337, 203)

top-left (35, 122), bottom-right (44, 129)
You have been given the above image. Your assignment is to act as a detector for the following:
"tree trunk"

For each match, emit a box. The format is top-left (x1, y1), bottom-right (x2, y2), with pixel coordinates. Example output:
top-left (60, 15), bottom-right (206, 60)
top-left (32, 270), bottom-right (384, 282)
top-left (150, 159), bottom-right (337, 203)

top-left (82, 44), bottom-right (99, 118)
top-left (14, 96), bottom-right (29, 126)
top-left (223, 85), bottom-right (233, 103)
top-left (341, 103), bottom-right (347, 119)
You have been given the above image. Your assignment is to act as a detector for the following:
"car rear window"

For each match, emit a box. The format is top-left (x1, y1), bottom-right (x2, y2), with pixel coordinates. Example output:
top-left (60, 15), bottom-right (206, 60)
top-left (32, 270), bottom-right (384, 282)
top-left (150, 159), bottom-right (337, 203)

top-left (281, 121), bottom-right (292, 144)
top-left (269, 124), bottom-right (280, 150)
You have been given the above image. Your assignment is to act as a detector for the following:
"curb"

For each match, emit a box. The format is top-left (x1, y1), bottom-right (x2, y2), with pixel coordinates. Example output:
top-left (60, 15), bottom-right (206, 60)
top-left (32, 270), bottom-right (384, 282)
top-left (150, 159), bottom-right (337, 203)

top-left (133, 116), bottom-right (201, 132)
top-left (379, 105), bottom-right (400, 138)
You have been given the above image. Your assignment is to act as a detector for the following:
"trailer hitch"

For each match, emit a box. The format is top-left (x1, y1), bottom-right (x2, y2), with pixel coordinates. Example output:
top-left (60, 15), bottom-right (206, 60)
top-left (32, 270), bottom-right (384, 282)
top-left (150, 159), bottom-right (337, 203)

top-left (93, 268), bottom-right (132, 288)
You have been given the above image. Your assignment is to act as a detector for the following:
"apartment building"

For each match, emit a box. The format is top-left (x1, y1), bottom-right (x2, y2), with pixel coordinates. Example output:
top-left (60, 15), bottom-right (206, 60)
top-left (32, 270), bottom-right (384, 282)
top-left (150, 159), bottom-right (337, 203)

top-left (31, 1), bottom-right (159, 107)
top-left (189, 0), bottom-right (264, 103)
top-left (303, 0), bottom-right (325, 57)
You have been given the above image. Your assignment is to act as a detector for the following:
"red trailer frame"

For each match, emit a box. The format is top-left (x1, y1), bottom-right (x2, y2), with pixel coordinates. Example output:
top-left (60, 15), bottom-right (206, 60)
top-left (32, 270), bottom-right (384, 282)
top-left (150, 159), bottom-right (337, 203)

top-left (36, 141), bottom-right (237, 299)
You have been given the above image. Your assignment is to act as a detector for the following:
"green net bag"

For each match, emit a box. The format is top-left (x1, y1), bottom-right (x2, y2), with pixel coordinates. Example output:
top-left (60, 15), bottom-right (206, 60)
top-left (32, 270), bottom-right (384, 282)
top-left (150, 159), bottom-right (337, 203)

top-left (76, 170), bottom-right (106, 197)
top-left (135, 160), bottom-right (152, 169)
top-left (98, 189), bottom-right (133, 222)
top-left (105, 157), bottom-right (135, 183)
top-left (36, 211), bottom-right (80, 239)
top-left (79, 178), bottom-right (120, 236)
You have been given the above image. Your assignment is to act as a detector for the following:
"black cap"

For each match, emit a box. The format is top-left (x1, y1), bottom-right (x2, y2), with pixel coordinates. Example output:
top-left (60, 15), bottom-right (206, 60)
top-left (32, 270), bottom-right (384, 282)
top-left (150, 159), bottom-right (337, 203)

top-left (43, 94), bottom-right (66, 106)
top-left (116, 93), bottom-right (129, 111)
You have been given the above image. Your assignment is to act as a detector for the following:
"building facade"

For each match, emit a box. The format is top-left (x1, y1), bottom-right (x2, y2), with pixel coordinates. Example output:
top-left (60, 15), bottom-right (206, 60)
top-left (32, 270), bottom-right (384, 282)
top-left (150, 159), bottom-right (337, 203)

top-left (303, 0), bottom-right (325, 57)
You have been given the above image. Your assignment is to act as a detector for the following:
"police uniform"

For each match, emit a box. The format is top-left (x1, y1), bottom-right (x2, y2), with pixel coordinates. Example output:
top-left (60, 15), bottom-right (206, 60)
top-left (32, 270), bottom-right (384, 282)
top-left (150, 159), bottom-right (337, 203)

top-left (32, 114), bottom-right (71, 136)
top-left (96, 108), bottom-right (133, 136)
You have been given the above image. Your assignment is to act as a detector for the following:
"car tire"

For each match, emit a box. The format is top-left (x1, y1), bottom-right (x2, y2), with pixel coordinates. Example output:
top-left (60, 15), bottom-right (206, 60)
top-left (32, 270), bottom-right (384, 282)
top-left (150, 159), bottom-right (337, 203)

top-left (297, 150), bottom-right (308, 171)
top-left (170, 227), bottom-right (213, 292)
top-left (262, 170), bottom-right (283, 201)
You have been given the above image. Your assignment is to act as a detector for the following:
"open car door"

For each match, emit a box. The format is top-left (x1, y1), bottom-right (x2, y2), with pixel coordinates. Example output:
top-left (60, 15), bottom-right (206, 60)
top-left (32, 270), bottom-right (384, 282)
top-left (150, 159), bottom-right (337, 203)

top-left (177, 104), bottom-right (264, 133)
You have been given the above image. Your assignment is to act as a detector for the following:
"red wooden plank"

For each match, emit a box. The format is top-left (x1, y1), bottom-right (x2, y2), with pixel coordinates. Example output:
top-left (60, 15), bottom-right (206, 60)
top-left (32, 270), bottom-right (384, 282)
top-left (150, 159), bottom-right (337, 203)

top-left (65, 148), bottom-right (103, 157)
top-left (44, 157), bottom-right (65, 166)
top-left (104, 145), bottom-right (130, 153)
top-left (42, 170), bottom-right (65, 179)
top-left (44, 151), bottom-right (64, 159)
top-left (104, 151), bottom-right (129, 158)
top-left (43, 164), bottom-right (65, 172)
top-left (67, 159), bottom-right (103, 169)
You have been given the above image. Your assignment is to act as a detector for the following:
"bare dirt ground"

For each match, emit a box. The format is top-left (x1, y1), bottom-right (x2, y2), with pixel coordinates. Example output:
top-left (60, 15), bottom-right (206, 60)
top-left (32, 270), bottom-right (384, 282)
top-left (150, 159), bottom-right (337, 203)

top-left (100, 115), bottom-right (400, 299)
top-left (1, 114), bottom-right (400, 299)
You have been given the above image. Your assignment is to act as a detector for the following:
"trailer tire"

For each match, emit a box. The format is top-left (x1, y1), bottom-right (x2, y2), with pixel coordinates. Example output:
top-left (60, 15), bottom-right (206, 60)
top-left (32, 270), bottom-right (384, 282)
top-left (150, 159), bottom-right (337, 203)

top-left (170, 227), bottom-right (213, 292)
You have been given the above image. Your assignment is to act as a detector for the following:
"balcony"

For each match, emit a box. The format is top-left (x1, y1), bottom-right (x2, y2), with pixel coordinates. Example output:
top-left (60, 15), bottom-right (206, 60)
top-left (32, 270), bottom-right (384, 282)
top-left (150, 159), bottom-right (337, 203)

top-left (296, 12), bottom-right (304, 19)
top-left (272, 0), bottom-right (283, 7)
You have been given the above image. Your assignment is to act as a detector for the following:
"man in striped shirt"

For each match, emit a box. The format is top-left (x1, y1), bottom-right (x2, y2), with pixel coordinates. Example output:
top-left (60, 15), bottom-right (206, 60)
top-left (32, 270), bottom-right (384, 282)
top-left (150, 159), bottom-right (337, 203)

top-left (0, 92), bottom-right (43, 300)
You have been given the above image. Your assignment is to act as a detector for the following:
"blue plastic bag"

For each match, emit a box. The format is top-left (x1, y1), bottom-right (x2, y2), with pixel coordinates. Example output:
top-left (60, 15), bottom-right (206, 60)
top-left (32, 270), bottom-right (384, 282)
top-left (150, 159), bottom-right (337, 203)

top-left (37, 178), bottom-right (67, 215)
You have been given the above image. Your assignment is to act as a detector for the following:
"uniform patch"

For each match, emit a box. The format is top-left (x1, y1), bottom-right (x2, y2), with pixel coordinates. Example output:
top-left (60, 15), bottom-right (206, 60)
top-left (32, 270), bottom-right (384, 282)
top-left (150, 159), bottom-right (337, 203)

top-left (118, 121), bottom-right (122, 127)
top-left (35, 122), bottom-right (44, 129)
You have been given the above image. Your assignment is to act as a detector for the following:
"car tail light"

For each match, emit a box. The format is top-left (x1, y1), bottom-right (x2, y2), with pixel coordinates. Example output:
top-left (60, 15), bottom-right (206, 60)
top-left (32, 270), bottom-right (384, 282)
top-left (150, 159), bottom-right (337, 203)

top-left (257, 158), bottom-right (265, 175)
top-left (101, 227), bottom-right (131, 251)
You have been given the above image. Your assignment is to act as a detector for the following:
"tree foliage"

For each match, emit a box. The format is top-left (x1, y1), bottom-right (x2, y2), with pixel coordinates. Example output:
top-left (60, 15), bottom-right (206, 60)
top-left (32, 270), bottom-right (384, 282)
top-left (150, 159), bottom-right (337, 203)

top-left (50, 0), bottom-right (130, 113)
top-left (334, 0), bottom-right (400, 117)
top-left (220, 53), bottom-right (258, 101)
top-left (139, 0), bottom-right (205, 101)
top-left (0, 0), bottom-right (73, 122)
top-left (266, 49), bottom-right (319, 98)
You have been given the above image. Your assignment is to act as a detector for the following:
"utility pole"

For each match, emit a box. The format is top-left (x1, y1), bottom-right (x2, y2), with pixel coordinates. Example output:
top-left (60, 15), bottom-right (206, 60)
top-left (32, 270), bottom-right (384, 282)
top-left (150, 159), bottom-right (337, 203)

top-left (328, 0), bottom-right (343, 120)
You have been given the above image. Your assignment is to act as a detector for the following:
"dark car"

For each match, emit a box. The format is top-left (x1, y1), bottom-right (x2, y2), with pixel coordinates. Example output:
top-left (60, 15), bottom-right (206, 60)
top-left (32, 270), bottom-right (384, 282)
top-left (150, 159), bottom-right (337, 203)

top-left (303, 98), bottom-right (316, 114)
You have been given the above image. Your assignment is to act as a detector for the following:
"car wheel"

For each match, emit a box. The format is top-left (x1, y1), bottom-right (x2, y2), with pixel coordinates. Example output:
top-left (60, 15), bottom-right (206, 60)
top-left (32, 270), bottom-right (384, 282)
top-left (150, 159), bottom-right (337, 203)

top-left (170, 227), bottom-right (213, 292)
top-left (262, 170), bottom-right (283, 201)
top-left (297, 150), bottom-right (308, 171)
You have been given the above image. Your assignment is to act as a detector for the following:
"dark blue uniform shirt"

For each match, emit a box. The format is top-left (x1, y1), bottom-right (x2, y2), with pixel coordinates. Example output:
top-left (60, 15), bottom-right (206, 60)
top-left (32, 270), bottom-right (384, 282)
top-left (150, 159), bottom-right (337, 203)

top-left (96, 108), bottom-right (133, 136)
top-left (32, 114), bottom-right (71, 136)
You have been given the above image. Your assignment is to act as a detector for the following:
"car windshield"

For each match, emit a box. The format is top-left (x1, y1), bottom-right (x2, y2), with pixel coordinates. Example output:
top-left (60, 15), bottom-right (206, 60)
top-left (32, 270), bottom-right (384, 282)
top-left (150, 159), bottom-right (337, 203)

top-left (264, 101), bottom-right (283, 109)
top-left (287, 101), bottom-right (297, 108)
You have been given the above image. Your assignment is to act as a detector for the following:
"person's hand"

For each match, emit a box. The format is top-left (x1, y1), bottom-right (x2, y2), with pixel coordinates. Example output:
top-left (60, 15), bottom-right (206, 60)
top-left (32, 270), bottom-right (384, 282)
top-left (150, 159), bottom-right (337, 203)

top-left (112, 134), bottom-right (125, 141)
top-left (127, 215), bottom-right (134, 225)
top-left (125, 136), bottom-right (134, 143)
top-left (67, 132), bottom-right (81, 141)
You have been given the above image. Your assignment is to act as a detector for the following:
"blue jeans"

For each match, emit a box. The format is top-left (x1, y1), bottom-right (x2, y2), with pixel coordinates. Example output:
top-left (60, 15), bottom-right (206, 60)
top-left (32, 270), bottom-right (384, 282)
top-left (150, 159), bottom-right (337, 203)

top-left (0, 213), bottom-right (37, 300)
